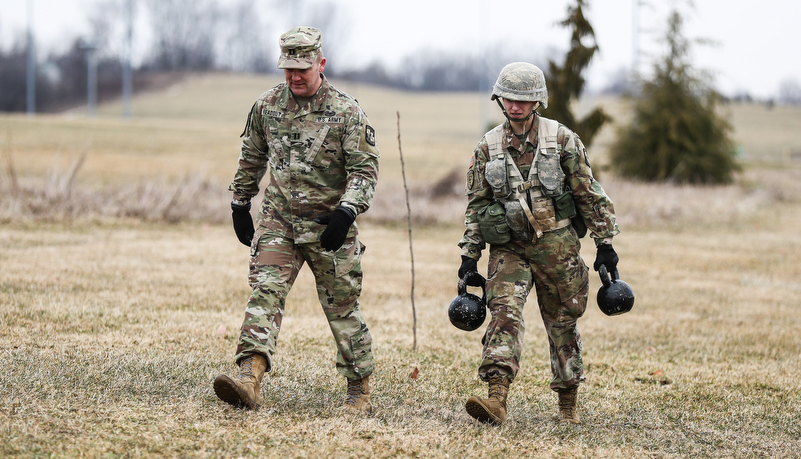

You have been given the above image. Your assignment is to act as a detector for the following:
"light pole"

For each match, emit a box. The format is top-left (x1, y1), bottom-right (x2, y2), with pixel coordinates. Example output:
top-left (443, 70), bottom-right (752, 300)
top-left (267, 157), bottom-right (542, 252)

top-left (79, 40), bottom-right (98, 117)
top-left (632, 0), bottom-right (640, 80)
top-left (26, 0), bottom-right (36, 116)
top-left (122, 0), bottom-right (133, 118)
top-left (479, 0), bottom-right (490, 135)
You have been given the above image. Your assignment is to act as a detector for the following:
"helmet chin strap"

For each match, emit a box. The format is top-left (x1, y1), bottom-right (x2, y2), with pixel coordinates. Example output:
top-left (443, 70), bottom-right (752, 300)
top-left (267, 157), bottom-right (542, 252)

top-left (496, 99), bottom-right (540, 125)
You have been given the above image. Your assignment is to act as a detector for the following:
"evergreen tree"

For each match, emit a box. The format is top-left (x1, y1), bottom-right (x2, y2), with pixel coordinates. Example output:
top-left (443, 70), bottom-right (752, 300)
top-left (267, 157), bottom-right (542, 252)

top-left (610, 10), bottom-right (739, 184)
top-left (541, 0), bottom-right (610, 148)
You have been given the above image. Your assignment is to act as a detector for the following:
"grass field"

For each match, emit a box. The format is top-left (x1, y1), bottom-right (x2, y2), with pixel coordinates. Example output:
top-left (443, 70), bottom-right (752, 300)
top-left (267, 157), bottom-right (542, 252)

top-left (2, 73), bottom-right (801, 458)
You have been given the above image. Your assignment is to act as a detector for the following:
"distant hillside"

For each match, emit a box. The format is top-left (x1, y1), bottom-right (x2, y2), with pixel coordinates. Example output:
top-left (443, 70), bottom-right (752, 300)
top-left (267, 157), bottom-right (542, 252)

top-left (3, 72), bottom-right (799, 226)
top-left (96, 72), bottom-right (801, 167)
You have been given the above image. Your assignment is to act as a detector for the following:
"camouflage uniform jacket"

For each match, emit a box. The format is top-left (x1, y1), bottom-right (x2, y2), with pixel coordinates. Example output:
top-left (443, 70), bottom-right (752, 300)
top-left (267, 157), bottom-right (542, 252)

top-left (459, 115), bottom-right (619, 259)
top-left (229, 76), bottom-right (380, 244)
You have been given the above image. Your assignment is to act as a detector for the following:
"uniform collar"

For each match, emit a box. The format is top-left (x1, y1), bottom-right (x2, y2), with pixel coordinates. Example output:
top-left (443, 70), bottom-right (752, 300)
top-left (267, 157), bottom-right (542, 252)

top-left (278, 74), bottom-right (331, 112)
top-left (502, 115), bottom-right (539, 153)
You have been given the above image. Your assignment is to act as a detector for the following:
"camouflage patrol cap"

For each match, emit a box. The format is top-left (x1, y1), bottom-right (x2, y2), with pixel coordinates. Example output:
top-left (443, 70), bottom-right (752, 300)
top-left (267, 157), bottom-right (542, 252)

top-left (491, 62), bottom-right (549, 108)
top-left (277, 26), bottom-right (323, 70)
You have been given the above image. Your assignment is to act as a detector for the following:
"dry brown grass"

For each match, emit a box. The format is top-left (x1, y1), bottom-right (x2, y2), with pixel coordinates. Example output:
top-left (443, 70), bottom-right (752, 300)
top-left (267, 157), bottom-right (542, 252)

top-left (2, 74), bottom-right (801, 457)
top-left (2, 215), bottom-right (800, 457)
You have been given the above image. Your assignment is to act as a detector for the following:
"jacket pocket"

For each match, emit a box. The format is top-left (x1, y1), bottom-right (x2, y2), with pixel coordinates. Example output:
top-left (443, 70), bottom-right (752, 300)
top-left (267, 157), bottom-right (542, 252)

top-left (537, 148), bottom-right (564, 197)
top-left (477, 202), bottom-right (511, 245)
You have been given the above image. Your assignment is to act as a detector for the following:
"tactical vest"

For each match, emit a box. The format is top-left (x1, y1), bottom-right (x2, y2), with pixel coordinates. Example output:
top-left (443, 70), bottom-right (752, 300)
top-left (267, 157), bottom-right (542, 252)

top-left (484, 116), bottom-right (571, 242)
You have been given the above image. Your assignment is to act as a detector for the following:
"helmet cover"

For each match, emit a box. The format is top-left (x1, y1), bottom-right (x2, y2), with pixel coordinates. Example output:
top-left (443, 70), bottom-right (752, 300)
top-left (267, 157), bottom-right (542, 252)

top-left (491, 62), bottom-right (549, 108)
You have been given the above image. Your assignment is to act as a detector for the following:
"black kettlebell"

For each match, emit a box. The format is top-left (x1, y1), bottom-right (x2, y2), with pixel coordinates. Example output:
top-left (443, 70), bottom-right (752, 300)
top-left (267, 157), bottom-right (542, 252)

top-left (596, 265), bottom-right (635, 316)
top-left (448, 274), bottom-right (487, 331)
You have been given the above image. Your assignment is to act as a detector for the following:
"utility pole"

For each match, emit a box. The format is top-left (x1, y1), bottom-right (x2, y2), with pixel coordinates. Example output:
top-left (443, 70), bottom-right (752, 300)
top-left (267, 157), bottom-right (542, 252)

top-left (122, 0), bottom-right (133, 118)
top-left (479, 0), bottom-right (489, 135)
top-left (632, 0), bottom-right (639, 80)
top-left (26, 0), bottom-right (36, 116)
top-left (79, 41), bottom-right (98, 117)
top-left (631, 0), bottom-right (645, 93)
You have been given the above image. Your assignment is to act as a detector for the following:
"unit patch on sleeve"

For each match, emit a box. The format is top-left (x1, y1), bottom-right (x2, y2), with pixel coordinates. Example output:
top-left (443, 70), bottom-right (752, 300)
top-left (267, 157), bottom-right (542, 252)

top-left (365, 125), bottom-right (376, 146)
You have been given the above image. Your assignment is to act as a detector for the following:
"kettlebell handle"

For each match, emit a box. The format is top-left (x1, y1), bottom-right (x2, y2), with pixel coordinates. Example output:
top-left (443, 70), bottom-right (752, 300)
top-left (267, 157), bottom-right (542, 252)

top-left (458, 272), bottom-right (487, 298)
top-left (598, 265), bottom-right (620, 288)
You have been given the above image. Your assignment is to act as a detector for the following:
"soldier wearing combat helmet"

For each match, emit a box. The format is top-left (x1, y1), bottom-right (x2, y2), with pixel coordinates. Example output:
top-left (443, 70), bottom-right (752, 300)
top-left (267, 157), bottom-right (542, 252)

top-left (214, 26), bottom-right (380, 415)
top-left (457, 62), bottom-right (621, 425)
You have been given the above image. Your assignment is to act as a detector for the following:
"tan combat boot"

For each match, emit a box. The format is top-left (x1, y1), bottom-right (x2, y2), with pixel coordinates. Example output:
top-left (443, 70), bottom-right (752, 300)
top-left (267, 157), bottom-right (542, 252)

top-left (213, 354), bottom-right (268, 410)
top-left (342, 375), bottom-right (372, 414)
top-left (465, 376), bottom-right (511, 425)
top-left (558, 385), bottom-right (581, 424)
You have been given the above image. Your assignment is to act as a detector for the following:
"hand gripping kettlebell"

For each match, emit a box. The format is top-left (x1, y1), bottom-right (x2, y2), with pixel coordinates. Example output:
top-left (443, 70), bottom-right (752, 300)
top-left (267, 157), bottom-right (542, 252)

top-left (448, 273), bottom-right (487, 331)
top-left (596, 265), bottom-right (635, 316)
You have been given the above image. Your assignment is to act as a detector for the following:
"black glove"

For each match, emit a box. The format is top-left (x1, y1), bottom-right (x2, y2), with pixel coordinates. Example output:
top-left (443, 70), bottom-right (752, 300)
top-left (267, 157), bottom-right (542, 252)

top-left (458, 256), bottom-right (485, 287)
top-left (314, 206), bottom-right (356, 251)
top-left (231, 201), bottom-right (254, 247)
top-left (593, 243), bottom-right (619, 272)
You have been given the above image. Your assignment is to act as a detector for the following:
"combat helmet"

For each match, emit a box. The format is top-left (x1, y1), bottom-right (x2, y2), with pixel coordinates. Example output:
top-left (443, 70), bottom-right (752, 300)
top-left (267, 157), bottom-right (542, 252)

top-left (448, 274), bottom-right (487, 331)
top-left (491, 62), bottom-right (549, 108)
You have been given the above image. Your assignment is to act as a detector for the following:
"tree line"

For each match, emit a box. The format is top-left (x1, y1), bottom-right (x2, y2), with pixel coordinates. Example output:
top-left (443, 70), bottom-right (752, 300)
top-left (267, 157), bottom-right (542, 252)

top-left (0, 0), bottom-right (598, 113)
top-left (3, 0), bottom-right (801, 115)
top-left (6, 0), bottom-right (784, 186)
top-left (3, 0), bottom-right (800, 114)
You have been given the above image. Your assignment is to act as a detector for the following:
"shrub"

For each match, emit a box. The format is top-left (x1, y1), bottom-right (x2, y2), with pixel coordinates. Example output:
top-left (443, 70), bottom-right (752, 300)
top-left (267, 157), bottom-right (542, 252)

top-left (611, 10), bottom-right (739, 184)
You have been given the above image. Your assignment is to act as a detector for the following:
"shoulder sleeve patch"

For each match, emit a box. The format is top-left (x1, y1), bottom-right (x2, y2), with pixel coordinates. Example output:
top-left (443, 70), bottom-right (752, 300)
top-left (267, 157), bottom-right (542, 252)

top-left (365, 125), bottom-right (376, 146)
top-left (240, 102), bottom-right (257, 138)
top-left (466, 153), bottom-right (480, 194)
top-left (466, 168), bottom-right (476, 191)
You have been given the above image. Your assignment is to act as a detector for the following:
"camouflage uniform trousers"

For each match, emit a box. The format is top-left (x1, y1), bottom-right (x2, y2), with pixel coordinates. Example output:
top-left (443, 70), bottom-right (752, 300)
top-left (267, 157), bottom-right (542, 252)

top-left (479, 226), bottom-right (589, 391)
top-left (234, 230), bottom-right (374, 380)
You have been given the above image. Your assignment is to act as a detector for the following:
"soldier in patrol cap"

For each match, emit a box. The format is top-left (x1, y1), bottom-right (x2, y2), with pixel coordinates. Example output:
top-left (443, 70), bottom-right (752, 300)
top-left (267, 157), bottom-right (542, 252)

top-left (213, 26), bottom-right (380, 415)
top-left (457, 62), bottom-right (621, 425)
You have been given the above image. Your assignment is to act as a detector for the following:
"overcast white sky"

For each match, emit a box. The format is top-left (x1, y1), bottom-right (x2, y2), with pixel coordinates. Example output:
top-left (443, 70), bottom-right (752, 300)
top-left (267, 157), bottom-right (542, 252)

top-left (2, 0), bottom-right (800, 99)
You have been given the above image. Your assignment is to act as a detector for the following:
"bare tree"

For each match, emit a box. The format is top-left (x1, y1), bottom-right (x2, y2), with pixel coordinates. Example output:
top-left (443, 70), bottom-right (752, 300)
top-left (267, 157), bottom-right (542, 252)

top-left (779, 78), bottom-right (801, 105)
top-left (272, 0), bottom-right (348, 74)
top-left (216, 0), bottom-right (274, 73)
top-left (86, 0), bottom-right (128, 61)
top-left (144, 0), bottom-right (219, 71)
top-left (0, 39), bottom-right (31, 112)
